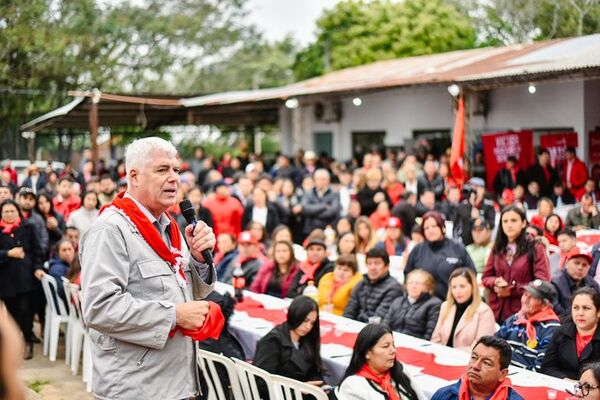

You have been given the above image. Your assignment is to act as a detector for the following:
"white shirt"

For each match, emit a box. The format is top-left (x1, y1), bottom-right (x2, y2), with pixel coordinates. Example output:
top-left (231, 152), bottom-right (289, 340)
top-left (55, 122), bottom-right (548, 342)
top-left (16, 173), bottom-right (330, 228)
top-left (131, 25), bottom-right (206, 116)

top-left (252, 206), bottom-right (268, 227)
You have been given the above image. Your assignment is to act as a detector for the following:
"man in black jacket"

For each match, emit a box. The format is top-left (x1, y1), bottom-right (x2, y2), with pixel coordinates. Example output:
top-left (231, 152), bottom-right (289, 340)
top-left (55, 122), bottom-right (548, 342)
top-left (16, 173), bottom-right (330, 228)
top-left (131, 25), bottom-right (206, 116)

top-left (344, 247), bottom-right (403, 322)
top-left (457, 177), bottom-right (496, 246)
top-left (526, 149), bottom-right (559, 198)
top-left (493, 156), bottom-right (527, 198)
top-left (417, 160), bottom-right (445, 201)
top-left (300, 169), bottom-right (340, 237)
top-left (552, 250), bottom-right (600, 318)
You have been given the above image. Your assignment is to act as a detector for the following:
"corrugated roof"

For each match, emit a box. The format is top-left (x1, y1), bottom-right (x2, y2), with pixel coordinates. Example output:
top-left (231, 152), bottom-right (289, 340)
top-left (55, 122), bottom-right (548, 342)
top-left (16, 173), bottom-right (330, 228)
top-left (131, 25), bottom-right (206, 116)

top-left (182, 34), bottom-right (600, 107)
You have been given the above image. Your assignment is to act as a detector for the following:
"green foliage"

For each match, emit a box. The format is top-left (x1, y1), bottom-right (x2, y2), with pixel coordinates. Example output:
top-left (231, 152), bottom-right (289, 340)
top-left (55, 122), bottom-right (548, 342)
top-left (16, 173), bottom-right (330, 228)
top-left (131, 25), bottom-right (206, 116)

top-left (0, 0), bottom-right (251, 158)
top-left (157, 35), bottom-right (298, 94)
top-left (27, 380), bottom-right (50, 393)
top-left (450, 0), bottom-right (600, 45)
top-left (292, 0), bottom-right (477, 80)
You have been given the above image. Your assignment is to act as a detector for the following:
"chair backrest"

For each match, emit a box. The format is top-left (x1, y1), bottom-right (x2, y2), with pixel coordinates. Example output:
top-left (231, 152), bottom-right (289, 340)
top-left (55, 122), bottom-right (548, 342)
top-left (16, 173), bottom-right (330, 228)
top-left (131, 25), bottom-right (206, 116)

top-left (196, 349), bottom-right (244, 400)
top-left (41, 274), bottom-right (68, 316)
top-left (232, 358), bottom-right (276, 400)
top-left (61, 277), bottom-right (79, 319)
top-left (272, 375), bottom-right (328, 400)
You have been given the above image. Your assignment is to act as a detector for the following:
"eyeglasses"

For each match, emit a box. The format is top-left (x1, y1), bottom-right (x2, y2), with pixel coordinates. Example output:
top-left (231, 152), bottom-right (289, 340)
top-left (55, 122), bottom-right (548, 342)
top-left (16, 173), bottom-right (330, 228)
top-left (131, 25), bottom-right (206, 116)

top-left (575, 382), bottom-right (600, 396)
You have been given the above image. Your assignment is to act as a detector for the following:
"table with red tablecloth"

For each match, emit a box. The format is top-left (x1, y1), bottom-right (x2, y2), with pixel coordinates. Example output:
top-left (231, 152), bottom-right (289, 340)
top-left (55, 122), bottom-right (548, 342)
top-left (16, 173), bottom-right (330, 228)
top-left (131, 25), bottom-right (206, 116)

top-left (217, 283), bottom-right (575, 399)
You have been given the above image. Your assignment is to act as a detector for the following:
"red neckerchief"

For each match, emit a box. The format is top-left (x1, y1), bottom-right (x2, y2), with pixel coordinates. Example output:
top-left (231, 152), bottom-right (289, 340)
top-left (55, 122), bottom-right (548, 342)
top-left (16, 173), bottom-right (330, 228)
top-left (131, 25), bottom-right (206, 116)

top-left (99, 191), bottom-right (186, 286)
top-left (385, 238), bottom-right (398, 256)
top-left (458, 373), bottom-right (512, 400)
top-left (22, 211), bottom-right (30, 219)
top-left (356, 364), bottom-right (400, 400)
top-left (168, 301), bottom-right (225, 341)
top-left (576, 330), bottom-right (595, 358)
top-left (328, 278), bottom-right (345, 304)
top-left (299, 259), bottom-right (321, 284)
top-left (514, 306), bottom-right (559, 347)
top-left (0, 217), bottom-right (22, 234)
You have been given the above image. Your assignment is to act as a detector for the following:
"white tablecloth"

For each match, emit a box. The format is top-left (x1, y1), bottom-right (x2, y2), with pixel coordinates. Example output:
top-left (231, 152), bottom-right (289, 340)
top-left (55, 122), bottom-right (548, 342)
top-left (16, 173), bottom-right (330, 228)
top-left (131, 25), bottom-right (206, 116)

top-left (215, 283), bottom-right (574, 398)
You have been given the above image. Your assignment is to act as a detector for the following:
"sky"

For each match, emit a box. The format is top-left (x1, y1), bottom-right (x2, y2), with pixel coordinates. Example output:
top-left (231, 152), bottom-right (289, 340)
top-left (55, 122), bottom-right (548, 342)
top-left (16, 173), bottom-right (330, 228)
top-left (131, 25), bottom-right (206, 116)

top-left (246, 0), bottom-right (342, 45)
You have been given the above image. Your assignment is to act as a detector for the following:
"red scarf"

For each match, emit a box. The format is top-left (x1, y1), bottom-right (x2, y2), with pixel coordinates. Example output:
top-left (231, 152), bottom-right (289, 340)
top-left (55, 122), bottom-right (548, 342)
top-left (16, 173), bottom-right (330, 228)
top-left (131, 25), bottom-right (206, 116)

top-left (576, 331), bottom-right (595, 358)
top-left (328, 278), bottom-right (345, 304)
top-left (169, 301), bottom-right (225, 341)
top-left (101, 192), bottom-right (225, 341)
top-left (299, 259), bottom-right (321, 284)
top-left (356, 364), bottom-right (400, 400)
top-left (514, 306), bottom-right (559, 348)
top-left (99, 192), bottom-right (186, 286)
top-left (458, 373), bottom-right (512, 400)
top-left (0, 217), bottom-right (21, 234)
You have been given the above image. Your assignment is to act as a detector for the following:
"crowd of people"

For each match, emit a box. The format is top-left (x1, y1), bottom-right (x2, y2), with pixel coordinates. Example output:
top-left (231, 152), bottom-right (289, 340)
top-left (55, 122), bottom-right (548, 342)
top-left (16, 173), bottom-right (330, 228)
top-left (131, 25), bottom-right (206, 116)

top-left (1, 140), bottom-right (600, 399)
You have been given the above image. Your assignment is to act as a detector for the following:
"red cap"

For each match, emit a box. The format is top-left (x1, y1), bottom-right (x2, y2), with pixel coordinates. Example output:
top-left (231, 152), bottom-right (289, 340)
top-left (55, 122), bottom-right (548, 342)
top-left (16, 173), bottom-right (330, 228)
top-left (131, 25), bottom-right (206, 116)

top-left (237, 231), bottom-right (258, 244)
top-left (387, 217), bottom-right (402, 229)
top-left (566, 248), bottom-right (593, 264)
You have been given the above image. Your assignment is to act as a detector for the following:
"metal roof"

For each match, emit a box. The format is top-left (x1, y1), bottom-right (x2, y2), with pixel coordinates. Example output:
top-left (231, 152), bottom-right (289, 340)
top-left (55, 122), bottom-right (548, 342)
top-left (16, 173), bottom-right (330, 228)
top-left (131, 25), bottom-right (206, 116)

top-left (182, 34), bottom-right (600, 106)
top-left (20, 34), bottom-right (600, 132)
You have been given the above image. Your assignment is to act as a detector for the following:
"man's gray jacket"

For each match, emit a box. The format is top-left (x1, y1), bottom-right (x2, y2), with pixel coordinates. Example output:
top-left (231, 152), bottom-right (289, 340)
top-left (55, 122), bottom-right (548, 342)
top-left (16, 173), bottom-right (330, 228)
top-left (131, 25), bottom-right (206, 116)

top-left (80, 206), bottom-right (215, 400)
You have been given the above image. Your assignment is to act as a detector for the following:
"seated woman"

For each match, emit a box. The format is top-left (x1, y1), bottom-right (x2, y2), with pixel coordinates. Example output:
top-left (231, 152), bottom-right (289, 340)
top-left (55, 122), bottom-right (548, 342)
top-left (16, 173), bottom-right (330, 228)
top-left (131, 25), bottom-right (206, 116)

top-left (48, 239), bottom-right (78, 308)
top-left (541, 287), bottom-right (600, 380)
top-left (250, 241), bottom-right (300, 298)
top-left (431, 268), bottom-right (496, 352)
top-left (253, 296), bottom-right (324, 394)
top-left (383, 269), bottom-right (441, 340)
top-left (572, 361), bottom-right (600, 399)
top-left (317, 255), bottom-right (362, 315)
top-left (337, 324), bottom-right (425, 400)
top-left (529, 197), bottom-right (554, 229)
top-left (543, 213), bottom-right (564, 246)
top-left (355, 216), bottom-right (378, 255)
top-left (337, 231), bottom-right (357, 258)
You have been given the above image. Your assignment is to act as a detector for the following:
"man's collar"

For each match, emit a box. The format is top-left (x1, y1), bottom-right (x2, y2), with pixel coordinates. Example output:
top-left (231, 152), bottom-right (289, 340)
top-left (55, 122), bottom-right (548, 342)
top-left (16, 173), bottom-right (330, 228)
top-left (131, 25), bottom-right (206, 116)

top-left (124, 192), bottom-right (170, 226)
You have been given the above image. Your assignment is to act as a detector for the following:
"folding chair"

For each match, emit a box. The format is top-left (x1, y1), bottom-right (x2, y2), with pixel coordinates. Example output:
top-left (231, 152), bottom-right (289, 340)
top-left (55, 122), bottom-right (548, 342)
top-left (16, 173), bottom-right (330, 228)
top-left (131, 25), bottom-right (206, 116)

top-left (60, 277), bottom-right (78, 366)
top-left (232, 358), bottom-right (277, 400)
top-left (272, 375), bottom-right (329, 400)
top-left (196, 349), bottom-right (244, 400)
top-left (40, 274), bottom-right (69, 361)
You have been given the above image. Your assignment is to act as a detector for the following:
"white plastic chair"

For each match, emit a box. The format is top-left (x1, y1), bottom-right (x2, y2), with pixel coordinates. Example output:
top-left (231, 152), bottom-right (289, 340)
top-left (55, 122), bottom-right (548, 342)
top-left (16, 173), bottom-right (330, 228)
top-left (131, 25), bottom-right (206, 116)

top-left (272, 375), bottom-right (329, 400)
top-left (196, 349), bottom-right (244, 400)
top-left (82, 331), bottom-right (93, 392)
top-left (40, 274), bottom-right (69, 361)
top-left (64, 281), bottom-right (86, 376)
top-left (61, 277), bottom-right (78, 367)
top-left (232, 358), bottom-right (277, 400)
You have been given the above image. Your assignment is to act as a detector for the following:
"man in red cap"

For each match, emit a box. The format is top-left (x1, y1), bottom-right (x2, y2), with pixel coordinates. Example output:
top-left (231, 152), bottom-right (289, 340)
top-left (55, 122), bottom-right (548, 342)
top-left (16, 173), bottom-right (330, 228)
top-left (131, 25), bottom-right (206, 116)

top-left (551, 249), bottom-right (599, 318)
top-left (222, 231), bottom-right (265, 287)
top-left (375, 216), bottom-right (408, 256)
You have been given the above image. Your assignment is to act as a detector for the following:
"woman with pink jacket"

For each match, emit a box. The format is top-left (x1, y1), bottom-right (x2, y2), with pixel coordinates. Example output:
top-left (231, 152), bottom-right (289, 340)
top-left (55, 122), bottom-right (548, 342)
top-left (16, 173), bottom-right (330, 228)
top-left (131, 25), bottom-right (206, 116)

top-left (431, 268), bottom-right (496, 352)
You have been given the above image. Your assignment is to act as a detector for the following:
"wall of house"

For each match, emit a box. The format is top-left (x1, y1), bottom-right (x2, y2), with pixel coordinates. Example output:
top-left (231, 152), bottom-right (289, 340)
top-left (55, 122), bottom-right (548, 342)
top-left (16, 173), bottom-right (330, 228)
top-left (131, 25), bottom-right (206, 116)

top-left (279, 79), bottom-right (596, 162)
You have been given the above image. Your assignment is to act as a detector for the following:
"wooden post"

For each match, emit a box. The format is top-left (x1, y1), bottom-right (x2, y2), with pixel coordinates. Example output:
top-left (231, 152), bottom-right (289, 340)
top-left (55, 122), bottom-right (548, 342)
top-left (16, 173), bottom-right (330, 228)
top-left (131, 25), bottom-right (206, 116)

top-left (89, 89), bottom-right (101, 175)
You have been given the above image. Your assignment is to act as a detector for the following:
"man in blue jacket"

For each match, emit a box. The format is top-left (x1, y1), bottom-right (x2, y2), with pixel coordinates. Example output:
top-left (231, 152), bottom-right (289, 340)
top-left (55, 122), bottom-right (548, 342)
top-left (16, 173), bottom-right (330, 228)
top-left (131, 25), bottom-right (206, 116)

top-left (432, 336), bottom-right (524, 400)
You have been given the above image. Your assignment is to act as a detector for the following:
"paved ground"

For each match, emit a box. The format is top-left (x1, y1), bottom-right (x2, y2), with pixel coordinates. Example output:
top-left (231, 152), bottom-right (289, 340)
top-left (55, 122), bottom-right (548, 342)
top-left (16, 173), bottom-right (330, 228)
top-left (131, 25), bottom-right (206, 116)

top-left (19, 324), bottom-right (93, 400)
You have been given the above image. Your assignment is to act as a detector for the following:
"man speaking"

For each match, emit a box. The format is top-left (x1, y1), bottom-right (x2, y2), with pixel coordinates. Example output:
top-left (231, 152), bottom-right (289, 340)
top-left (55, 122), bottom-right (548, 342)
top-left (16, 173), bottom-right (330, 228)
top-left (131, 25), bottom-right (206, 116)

top-left (81, 137), bottom-right (220, 399)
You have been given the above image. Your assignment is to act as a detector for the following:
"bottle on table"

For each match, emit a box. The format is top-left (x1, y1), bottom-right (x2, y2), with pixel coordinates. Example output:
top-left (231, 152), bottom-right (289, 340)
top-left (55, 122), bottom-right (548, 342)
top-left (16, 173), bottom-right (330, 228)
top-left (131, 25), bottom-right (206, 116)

top-left (232, 265), bottom-right (246, 301)
top-left (302, 280), bottom-right (318, 302)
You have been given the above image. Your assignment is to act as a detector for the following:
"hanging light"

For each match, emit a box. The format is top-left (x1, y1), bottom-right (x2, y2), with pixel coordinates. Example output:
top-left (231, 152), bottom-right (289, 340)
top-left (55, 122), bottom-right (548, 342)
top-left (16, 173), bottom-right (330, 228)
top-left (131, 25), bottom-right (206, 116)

top-left (285, 98), bottom-right (298, 109)
top-left (447, 84), bottom-right (460, 97)
top-left (528, 84), bottom-right (536, 94)
top-left (352, 97), bottom-right (362, 106)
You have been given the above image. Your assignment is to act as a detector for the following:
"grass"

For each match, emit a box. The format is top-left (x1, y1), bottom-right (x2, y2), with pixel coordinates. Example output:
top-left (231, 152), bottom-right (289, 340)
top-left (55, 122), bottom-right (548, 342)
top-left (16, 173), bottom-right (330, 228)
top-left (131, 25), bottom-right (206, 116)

top-left (27, 380), bottom-right (50, 393)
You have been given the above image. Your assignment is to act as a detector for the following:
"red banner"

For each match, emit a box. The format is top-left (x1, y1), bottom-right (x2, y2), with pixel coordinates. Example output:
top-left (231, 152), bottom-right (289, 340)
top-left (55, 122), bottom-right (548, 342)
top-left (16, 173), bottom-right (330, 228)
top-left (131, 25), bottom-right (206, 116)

top-left (481, 130), bottom-right (535, 192)
top-left (591, 131), bottom-right (600, 166)
top-left (539, 132), bottom-right (578, 168)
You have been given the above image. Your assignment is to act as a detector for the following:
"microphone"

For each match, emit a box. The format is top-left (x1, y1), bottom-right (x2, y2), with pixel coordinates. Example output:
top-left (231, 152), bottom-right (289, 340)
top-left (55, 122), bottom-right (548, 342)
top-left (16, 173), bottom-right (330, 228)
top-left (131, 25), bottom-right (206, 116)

top-left (179, 199), bottom-right (214, 266)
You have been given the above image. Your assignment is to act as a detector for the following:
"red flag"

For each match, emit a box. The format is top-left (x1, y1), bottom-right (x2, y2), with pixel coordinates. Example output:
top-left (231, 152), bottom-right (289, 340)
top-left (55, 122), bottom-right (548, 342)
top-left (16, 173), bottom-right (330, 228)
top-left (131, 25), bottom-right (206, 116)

top-left (450, 96), bottom-right (465, 187)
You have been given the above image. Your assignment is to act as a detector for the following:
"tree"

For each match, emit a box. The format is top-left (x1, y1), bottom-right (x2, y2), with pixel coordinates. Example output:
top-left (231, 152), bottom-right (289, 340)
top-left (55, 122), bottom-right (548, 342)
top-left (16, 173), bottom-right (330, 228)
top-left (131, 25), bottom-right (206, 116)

top-left (292, 0), bottom-right (477, 80)
top-left (0, 0), bottom-right (252, 158)
top-left (450, 0), bottom-right (600, 45)
top-left (152, 35), bottom-right (298, 94)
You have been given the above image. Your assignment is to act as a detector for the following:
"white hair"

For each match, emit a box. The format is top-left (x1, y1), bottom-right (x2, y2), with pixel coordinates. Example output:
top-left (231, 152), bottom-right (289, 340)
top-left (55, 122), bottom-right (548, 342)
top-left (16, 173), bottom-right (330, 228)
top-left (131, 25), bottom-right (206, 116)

top-left (125, 137), bottom-right (178, 174)
top-left (314, 168), bottom-right (330, 180)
